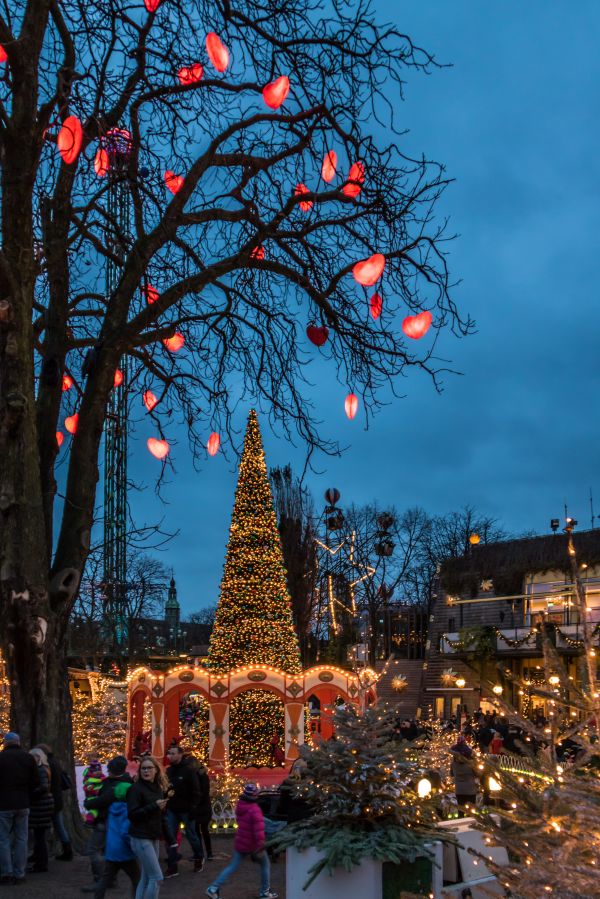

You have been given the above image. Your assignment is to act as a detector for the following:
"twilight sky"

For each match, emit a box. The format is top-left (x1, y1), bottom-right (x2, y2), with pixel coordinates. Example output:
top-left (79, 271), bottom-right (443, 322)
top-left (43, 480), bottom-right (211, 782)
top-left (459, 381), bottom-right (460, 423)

top-left (128, 1), bottom-right (600, 615)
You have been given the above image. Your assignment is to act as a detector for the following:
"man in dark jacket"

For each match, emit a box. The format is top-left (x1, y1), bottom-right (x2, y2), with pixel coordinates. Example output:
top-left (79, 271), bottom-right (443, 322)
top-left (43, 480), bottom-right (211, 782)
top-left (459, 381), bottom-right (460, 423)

top-left (36, 742), bottom-right (72, 861)
top-left (165, 745), bottom-right (204, 876)
top-left (83, 756), bottom-right (133, 892)
top-left (0, 732), bottom-right (40, 885)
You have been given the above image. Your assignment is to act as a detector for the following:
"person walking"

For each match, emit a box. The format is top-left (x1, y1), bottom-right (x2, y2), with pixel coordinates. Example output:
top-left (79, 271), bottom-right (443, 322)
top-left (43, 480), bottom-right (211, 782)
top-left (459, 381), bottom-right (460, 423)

top-left (93, 779), bottom-right (139, 899)
top-left (82, 760), bottom-right (107, 890)
top-left (194, 761), bottom-right (214, 861)
top-left (28, 747), bottom-right (55, 873)
top-left (36, 742), bottom-right (73, 861)
top-left (83, 756), bottom-right (133, 892)
top-left (0, 732), bottom-right (40, 885)
top-left (450, 737), bottom-right (480, 808)
top-left (164, 745), bottom-right (204, 876)
top-left (206, 783), bottom-right (278, 899)
top-left (127, 756), bottom-right (168, 899)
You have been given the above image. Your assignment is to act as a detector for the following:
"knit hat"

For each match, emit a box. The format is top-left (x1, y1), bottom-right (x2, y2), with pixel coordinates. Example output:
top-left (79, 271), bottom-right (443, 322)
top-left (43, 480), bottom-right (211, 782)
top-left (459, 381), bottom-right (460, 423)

top-left (88, 759), bottom-right (102, 774)
top-left (243, 783), bottom-right (259, 798)
top-left (3, 732), bottom-right (20, 745)
top-left (108, 755), bottom-right (128, 776)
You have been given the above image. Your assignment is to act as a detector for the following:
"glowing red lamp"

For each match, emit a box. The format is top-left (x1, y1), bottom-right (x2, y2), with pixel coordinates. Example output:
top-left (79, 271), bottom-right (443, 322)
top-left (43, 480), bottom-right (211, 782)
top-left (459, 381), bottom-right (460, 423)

top-left (322, 150), bottom-right (337, 183)
top-left (306, 325), bottom-right (329, 347)
top-left (164, 171), bottom-right (184, 194)
top-left (62, 374), bottom-right (74, 392)
top-left (163, 333), bottom-right (185, 352)
top-left (262, 76), bottom-right (290, 109)
top-left (206, 33), bottom-right (229, 72)
top-left (342, 161), bottom-right (365, 198)
top-left (295, 183), bottom-right (312, 212)
top-left (94, 148), bottom-right (109, 177)
top-left (352, 253), bottom-right (385, 286)
top-left (402, 310), bottom-right (432, 339)
top-left (0, 47), bottom-right (7, 64)
top-left (144, 0), bottom-right (161, 11)
top-left (114, 369), bottom-right (124, 387)
top-left (143, 390), bottom-right (158, 412)
top-left (178, 64), bottom-right (203, 85)
top-left (147, 438), bottom-right (169, 460)
top-left (145, 284), bottom-right (159, 304)
top-left (207, 432), bottom-right (220, 456)
top-left (344, 393), bottom-right (358, 420)
top-left (56, 431), bottom-right (64, 448)
top-left (57, 116), bottom-right (83, 165)
top-left (370, 293), bottom-right (382, 320)
top-left (65, 413), bottom-right (79, 434)
top-left (251, 245), bottom-right (265, 260)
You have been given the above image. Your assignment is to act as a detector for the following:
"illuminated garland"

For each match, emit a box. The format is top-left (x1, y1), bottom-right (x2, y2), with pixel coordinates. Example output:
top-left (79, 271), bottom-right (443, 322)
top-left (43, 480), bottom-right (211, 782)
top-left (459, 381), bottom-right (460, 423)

top-left (229, 689), bottom-right (284, 768)
top-left (494, 627), bottom-right (538, 647)
top-left (71, 676), bottom-right (127, 764)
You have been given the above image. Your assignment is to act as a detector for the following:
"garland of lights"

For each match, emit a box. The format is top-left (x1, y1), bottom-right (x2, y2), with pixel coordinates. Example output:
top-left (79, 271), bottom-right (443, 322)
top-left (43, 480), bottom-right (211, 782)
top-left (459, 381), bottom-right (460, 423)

top-left (494, 626), bottom-right (538, 647)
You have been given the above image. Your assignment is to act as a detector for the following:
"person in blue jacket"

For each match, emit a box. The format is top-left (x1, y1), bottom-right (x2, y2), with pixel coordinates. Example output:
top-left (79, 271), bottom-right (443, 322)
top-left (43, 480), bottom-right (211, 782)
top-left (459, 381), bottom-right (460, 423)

top-left (93, 778), bottom-right (140, 899)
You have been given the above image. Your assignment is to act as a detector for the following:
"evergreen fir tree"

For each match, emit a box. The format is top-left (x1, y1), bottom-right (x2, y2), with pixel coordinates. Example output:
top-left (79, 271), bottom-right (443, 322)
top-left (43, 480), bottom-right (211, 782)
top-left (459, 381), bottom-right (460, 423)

top-left (208, 410), bottom-right (301, 674)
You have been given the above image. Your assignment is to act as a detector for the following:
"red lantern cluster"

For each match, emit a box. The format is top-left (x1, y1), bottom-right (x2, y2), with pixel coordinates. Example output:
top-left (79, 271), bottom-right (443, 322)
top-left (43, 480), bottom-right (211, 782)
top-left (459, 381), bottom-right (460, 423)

top-left (207, 432), bottom-right (220, 456)
top-left (65, 413), bottom-right (79, 434)
top-left (164, 171), bottom-right (184, 194)
top-left (206, 33), bottom-right (229, 72)
top-left (353, 253), bottom-right (385, 286)
top-left (402, 310), bottom-right (432, 340)
top-left (306, 325), bottom-right (329, 347)
top-left (163, 332), bottom-right (185, 352)
top-left (62, 374), bottom-right (74, 392)
top-left (262, 76), bottom-right (290, 109)
top-left (370, 293), bottom-right (382, 320)
top-left (322, 150), bottom-right (337, 183)
top-left (294, 183), bottom-right (312, 212)
top-left (342, 161), bottom-right (365, 198)
top-left (57, 116), bottom-right (83, 165)
top-left (345, 393), bottom-right (358, 420)
top-left (94, 148), bottom-right (109, 177)
top-left (147, 437), bottom-right (169, 459)
top-left (143, 390), bottom-right (159, 412)
top-left (178, 64), bottom-right (203, 85)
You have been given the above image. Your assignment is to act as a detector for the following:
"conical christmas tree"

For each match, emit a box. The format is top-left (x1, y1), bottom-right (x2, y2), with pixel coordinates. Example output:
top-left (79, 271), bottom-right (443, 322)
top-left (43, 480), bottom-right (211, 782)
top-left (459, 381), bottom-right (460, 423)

top-left (208, 410), bottom-right (302, 675)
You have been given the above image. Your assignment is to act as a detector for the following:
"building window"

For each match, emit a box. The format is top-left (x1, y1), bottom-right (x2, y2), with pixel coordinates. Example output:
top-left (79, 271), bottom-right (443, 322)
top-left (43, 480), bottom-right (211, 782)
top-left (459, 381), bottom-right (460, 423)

top-left (434, 696), bottom-right (445, 718)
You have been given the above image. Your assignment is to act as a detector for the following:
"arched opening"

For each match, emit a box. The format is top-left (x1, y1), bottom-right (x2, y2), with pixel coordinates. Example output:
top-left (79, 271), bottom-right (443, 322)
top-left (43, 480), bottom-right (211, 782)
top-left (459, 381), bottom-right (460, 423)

top-left (305, 685), bottom-right (350, 742)
top-left (229, 688), bottom-right (285, 768)
top-left (177, 690), bottom-right (210, 761)
top-left (129, 689), bottom-right (152, 759)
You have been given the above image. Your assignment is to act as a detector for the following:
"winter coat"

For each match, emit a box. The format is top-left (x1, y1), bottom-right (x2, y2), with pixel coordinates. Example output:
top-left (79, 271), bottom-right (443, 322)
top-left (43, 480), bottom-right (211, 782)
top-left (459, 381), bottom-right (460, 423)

top-left (47, 753), bottom-right (66, 813)
top-left (451, 754), bottom-right (479, 797)
top-left (193, 769), bottom-right (212, 823)
top-left (83, 771), bottom-right (105, 825)
top-left (127, 779), bottom-right (165, 841)
top-left (0, 745), bottom-right (40, 811)
top-left (105, 782), bottom-right (135, 862)
top-left (84, 773), bottom-right (133, 823)
top-left (166, 758), bottom-right (200, 814)
top-left (234, 796), bottom-right (265, 854)
top-left (29, 764), bottom-right (54, 829)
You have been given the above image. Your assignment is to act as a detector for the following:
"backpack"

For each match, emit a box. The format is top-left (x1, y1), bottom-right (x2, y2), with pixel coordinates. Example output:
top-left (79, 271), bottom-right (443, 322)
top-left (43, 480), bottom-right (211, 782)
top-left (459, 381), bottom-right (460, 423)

top-left (105, 799), bottom-right (134, 862)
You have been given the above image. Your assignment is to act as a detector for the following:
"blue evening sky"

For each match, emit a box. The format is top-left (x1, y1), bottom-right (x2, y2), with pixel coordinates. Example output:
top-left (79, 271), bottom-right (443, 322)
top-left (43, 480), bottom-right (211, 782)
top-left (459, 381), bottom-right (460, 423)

top-left (128, 1), bottom-right (600, 614)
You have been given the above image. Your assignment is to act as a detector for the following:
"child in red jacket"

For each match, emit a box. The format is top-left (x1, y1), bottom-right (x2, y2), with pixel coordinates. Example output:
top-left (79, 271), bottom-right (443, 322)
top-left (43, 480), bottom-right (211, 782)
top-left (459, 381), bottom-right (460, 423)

top-left (206, 783), bottom-right (278, 899)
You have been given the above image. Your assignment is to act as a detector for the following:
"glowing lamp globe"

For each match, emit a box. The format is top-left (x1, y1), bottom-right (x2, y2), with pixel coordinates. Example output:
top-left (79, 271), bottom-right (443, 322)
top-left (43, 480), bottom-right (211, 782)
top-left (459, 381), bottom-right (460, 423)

top-left (306, 325), bottom-right (329, 347)
top-left (143, 390), bottom-right (158, 412)
top-left (163, 333), bottom-right (185, 352)
top-left (206, 33), bottom-right (230, 72)
top-left (262, 76), bottom-right (290, 109)
top-left (352, 253), bottom-right (385, 287)
top-left (164, 171), bottom-right (184, 194)
top-left (455, 677), bottom-right (466, 689)
top-left (294, 183), bottom-right (312, 212)
top-left (65, 413), bottom-right (79, 434)
top-left (492, 684), bottom-right (503, 696)
top-left (321, 150), bottom-right (337, 183)
top-left (549, 675), bottom-right (560, 686)
top-left (62, 374), bottom-right (74, 392)
top-left (145, 284), bottom-right (159, 304)
top-left (417, 777), bottom-right (432, 798)
top-left (469, 533), bottom-right (481, 545)
top-left (402, 310), bottom-right (432, 340)
top-left (56, 431), bottom-right (64, 447)
top-left (344, 393), bottom-right (358, 420)
top-left (207, 432), bottom-right (220, 456)
top-left (178, 64), bottom-right (203, 85)
top-left (94, 148), bottom-right (109, 177)
top-left (0, 46), bottom-right (7, 64)
top-left (114, 369), bottom-right (124, 387)
top-left (57, 116), bottom-right (83, 165)
top-left (342, 161), bottom-right (365, 198)
top-left (488, 776), bottom-right (502, 792)
top-left (369, 293), bottom-right (382, 320)
top-left (147, 438), bottom-right (169, 460)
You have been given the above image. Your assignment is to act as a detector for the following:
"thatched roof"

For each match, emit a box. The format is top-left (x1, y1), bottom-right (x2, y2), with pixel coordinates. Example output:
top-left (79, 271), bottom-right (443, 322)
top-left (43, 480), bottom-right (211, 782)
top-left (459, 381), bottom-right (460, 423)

top-left (440, 528), bottom-right (600, 598)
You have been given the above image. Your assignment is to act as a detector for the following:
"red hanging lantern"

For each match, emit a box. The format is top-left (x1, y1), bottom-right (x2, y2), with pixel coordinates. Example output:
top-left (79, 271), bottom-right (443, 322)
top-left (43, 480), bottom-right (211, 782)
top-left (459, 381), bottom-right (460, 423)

top-left (402, 310), bottom-right (433, 339)
top-left (114, 369), bottom-right (124, 387)
top-left (144, 0), bottom-right (161, 11)
top-left (322, 150), bottom-right (337, 183)
top-left (369, 293), bottom-right (382, 320)
top-left (62, 374), bottom-right (74, 392)
top-left (94, 148), bottom-right (109, 177)
top-left (65, 413), bottom-right (79, 434)
top-left (251, 245), bottom-right (265, 260)
top-left (352, 253), bottom-right (385, 286)
top-left (205, 32), bottom-right (230, 72)
top-left (57, 116), bottom-right (83, 165)
top-left (0, 47), bottom-right (7, 64)
top-left (147, 437), bottom-right (169, 459)
top-left (164, 171), bottom-right (184, 194)
top-left (306, 324), bottom-right (329, 347)
top-left (342, 161), bottom-right (365, 198)
top-left (262, 75), bottom-right (290, 109)
top-left (145, 284), bottom-right (159, 304)
top-left (295, 183), bottom-right (312, 212)
top-left (344, 393), bottom-right (358, 420)
top-left (178, 64), bottom-right (203, 85)
top-left (207, 432), bottom-right (220, 456)
top-left (163, 332), bottom-right (185, 352)
top-left (143, 390), bottom-right (158, 412)
top-left (56, 431), bottom-right (64, 448)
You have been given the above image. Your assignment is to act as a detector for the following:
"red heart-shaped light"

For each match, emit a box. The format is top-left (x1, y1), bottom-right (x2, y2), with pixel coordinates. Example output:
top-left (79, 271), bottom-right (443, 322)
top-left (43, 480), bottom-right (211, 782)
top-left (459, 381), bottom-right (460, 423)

top-left (147, 438), bottom-right (169, 460)
top-left (65, 413), bottom-right (79, 434)
top-left (56, 431), bottom-right (64, 447)
top-left (57, 116), bottom-right (83, 165)
top-left (163, 333), bottom-right (185, 352)
top-left (295, 183), bottom-right (312, 212)
top-left (178, 63), bottom-right (203, 85)
top-left (251, 245), bottom-right (265, 260)
top-left (94, 148), bottom-right (109, 177)
top-left (114, 369), bottom-right (124, 387)
top-left (370, 293), bottom-right (382, 320)
top-left (145, 284), bottom-right (159, 304)
top-left (352, 253), bottom-right (385, 286)
top-left (402, 310), bottom-right (433, 340)
top-left (322, 150), bottom-right (337, 183)
top-left (143, 390), bottom-right (158, 412)
top-left (164, 171), bottom-right (184, 194)
top-left (342, 161), bottom-right (365, 199)
top-left (207, 432), bottom-right (220, 456)
top-left (62, 374), bottom-right (74, 392)
top-left (262, 76), bottom-right (290, 109)
top-left (306, 325), bottom-right (329, 347)
top-left (344, 393), bottom-right (358, 420)
top-left (144, 0), bottom-right (161, 11)
top-left (206, 33), bottom-right (230, 72)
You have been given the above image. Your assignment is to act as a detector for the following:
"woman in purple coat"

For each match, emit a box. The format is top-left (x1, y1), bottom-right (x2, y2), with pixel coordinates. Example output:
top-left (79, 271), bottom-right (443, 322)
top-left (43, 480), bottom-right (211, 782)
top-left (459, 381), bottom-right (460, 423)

top-left (206, 784), bottom-right (277, 899)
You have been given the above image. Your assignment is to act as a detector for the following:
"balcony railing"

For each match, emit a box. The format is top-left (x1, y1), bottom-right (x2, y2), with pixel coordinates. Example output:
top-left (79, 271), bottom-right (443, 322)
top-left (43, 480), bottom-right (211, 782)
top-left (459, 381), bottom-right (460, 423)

top-left (441, 624), bottom-right (600, 655)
